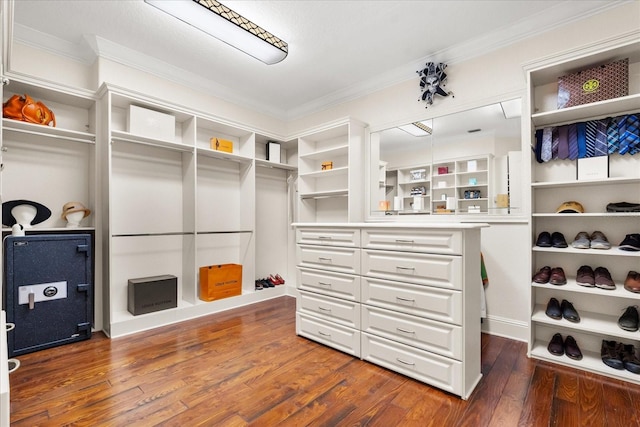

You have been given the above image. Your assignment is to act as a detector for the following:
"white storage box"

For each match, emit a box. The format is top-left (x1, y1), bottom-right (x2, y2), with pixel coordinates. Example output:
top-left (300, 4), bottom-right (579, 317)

top-left (127, 105), bottom-right (175, 141)
top-left (577, 156), bottom-right (609, 181)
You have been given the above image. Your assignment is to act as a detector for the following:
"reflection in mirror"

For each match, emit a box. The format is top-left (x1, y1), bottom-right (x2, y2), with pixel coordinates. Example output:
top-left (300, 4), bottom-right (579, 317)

top-left (370, 99), bottom-right (522, 218)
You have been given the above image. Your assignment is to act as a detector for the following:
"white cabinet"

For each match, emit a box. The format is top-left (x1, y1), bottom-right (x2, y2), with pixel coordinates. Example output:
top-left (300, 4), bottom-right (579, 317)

top-left (297, 118), bottom-right (366, 223)
top-left (526, 38), bottom-right (640, 383)
top-left (432, 155), bottom-right (492, 215)
top-left (98, 84), bottom-right (292, 337)
top-left (295, 223), bottom-right (484, 399)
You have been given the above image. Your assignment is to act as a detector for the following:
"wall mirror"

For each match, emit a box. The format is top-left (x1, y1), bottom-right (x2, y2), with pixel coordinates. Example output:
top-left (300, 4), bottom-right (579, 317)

top-left (369, 99), bottom-right (522, 219)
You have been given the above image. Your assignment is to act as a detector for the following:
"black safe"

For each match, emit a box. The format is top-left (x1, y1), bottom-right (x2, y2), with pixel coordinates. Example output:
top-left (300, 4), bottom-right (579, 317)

top-left (4, 234), bottom-right (93, 357)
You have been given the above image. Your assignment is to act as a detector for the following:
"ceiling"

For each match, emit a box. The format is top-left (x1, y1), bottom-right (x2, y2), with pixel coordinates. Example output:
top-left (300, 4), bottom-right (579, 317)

top-left (9, 0), bottom-right (622, 121)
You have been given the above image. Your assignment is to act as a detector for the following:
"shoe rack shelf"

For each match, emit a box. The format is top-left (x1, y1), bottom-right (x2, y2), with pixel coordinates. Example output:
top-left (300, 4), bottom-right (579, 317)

top-left (526, 37), bottom-right (640, 383)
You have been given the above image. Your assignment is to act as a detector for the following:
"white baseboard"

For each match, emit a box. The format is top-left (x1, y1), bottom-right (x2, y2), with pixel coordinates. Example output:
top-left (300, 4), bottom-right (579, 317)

top-left (481, 314), bottom-right (529, 342)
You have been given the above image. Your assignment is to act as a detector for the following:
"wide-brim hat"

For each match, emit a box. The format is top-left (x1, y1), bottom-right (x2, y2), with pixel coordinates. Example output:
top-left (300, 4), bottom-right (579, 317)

top-left (61, 201), bottom-right (91, 220)
top-left (2, 199), bottom-right (52, 226)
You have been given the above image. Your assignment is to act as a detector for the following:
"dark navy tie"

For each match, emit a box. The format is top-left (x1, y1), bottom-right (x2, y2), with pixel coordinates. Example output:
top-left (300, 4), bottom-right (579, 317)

top-left (585, 120), bottom-right (597, 157)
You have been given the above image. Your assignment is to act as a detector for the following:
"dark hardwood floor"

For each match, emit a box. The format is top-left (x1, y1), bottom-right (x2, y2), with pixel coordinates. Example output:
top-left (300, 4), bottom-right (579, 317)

top-left (8, 295), bottom-right (640, 426)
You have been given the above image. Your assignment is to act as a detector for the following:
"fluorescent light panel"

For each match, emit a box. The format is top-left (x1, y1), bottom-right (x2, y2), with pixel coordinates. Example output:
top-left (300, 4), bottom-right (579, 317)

top-left (145, 0), bottom-right (288, 65)
top-left (500, 99), bottom-right (521, 119)
top-left (398, 121), bottom-right (433, 137)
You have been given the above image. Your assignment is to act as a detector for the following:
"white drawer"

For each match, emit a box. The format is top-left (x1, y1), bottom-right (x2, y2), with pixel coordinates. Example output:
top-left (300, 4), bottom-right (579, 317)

top-left (362, 332), bottom-right (462, 396)
top-left (297, 267), bottom-right (361, 302)
top-left (362, 305), bottom-right (462, 359)
top-left (297, 245), bottom-right (360, 274)
top-left (296, 228), bottom-right (360, 248)
top-left (362, 229), bottom-right (462, 255)
top-left (362, 276), bottom-right (462, 325)
top-left (298, 291), bottom-right (361, 328)
top-left (362, 249), bottom-right (461, 290)
top-left (296, 312), bottom-right (361, 357)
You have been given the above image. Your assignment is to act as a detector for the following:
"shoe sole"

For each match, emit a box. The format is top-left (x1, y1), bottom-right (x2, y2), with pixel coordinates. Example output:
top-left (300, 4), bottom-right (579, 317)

top-left (590, 243), bottom-right (611, 249)
top-left (618, 325), bottom-right (639, 332)
top-left (576, 281), bottom-right (595, 287)
top-left (595, 284), bottom-right (616, 290)
top-left (603, 359), bottom-right (625, 370)
top-left (571, 243), bottom-right (590, 249)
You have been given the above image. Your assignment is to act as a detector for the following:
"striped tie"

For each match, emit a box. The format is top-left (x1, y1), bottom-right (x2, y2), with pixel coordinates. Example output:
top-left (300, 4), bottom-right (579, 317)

top-left (568, 124), bottom-right (579, 160)
top-left (607, 117), bottom-right (620, 154)
top-left (620, 114), bottom-right (639, 155)
top-left (594, 119), bottom-right (608, 157)
top-left (557, 125), bottom-right (569, 159)
top-left (585, 120), bottom-right (597, 157)
top-left (551, 127), bottom-right (559, 159)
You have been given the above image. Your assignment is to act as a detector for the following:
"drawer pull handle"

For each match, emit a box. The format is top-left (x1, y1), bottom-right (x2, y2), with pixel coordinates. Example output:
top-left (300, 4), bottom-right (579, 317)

top-left (396, 357), bottom-right (415, 366)
top-left (318, 282), bottom-right (332, 287)
top-left (396, 266), bottom-right (415, 271)
top-left (396, 296), bottom-right (415, 302)
top-left (318, 306), bottom-right (332, 312)
top-left (318, 236), bottom-right (333, 240)
top-left (396, 327), bottom-right (415, 334)
top-left (395, 239), bottom-right (414, 243)
top-left (318, 257), bottom-right (332, 262)
top-left (318, 331), bottom-right (331, 337)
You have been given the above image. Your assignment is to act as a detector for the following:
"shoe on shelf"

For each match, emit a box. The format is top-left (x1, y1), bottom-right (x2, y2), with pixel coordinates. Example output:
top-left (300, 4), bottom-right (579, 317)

top-left (619, 234), bottom-right (640, 251)
top-left (576, 265), bottom-right (595, 287)
top-left (274, 273), bottom-right (285, 284)
top-left (618, 306), bottom-right (639, 332)
top-left (589, 231), bottom-right (611, 250)
top-left (532, 266), bottom-right (551, 284)
top-left (255, 280), bottom-right (264, 290)
top-left (564, 335), bottom-right (583, 360)
top-left (549, 267), bottom-right (567, 285)
top-left (606, 201), bottom-right (640, 213)
top-left (545, 298), bottom-right (562, 320)
top-left (269, 274), bottom-right (284, 285)
top-left (624, 271), bottom-right (640, 293)
top-left (551, 232), bottom-right (568, 248)
top-left (547, 333), bottom-right (564, 356)
top-left (267, 276), bottom-right (280, 287)
top-left (622, 344), bottom-right (640, 374)
top-left (594, 266), bottom-right (615, 290)
top-left (535, 231), bottom-right (552, 247)
top-left (261, 278), bottom-right (275, 288)
top-left (601, 340), bottom-right (624, 370)
top-left (561, 300), bottom-right (580, 323)
top-left (571, 231), bottom-right (590, 249)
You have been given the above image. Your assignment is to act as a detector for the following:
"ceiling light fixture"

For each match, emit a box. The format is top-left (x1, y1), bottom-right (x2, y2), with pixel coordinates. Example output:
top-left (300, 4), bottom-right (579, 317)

top-left (398, 121), bottom-right (433, 137)
top-left (145, 0), bottom-right (288, 65)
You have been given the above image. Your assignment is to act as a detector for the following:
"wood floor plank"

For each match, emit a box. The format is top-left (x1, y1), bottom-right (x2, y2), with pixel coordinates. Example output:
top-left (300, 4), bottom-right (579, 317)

top-left (9, 296), bottom-right (640, 426)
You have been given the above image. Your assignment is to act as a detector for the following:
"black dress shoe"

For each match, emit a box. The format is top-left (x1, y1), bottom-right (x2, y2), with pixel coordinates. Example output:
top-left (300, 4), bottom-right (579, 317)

top-left (564, 335), bottom-right (582, 360)
top-left (551, 232), bottom-right (568, 248)
top-left (619, 233), bottom-right (640, 251)
top-left (601, 340), bottom-right (624, 370)
top-left (548, 333), bottom-right (564, 356)
top-left (618, 306), bottom-right (639, 331)
top-left (545, 298), bottom-right (562, 320)
top-left (561, 300), bottom-right (580, 323)
top-left (622, 344), bottom-right (640, 374)
top-left (536, 231), bottom-right (552, 247)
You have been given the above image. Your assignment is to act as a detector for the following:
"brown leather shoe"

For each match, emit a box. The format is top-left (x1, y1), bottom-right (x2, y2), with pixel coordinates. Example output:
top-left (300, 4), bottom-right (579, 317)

top-left (624, 271), bottom-right (640, 293)
top-left (594, 266), bottom-right (615, 290)
top-left (532, 266), bottom-right (551, 284)
top-left (576, 265), bottom-right (595, 287)
top-left (549, 267), bottom-right (567, 285)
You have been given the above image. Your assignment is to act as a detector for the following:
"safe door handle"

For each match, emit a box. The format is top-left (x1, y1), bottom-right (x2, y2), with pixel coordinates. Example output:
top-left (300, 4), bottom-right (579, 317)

top-left (28, 292), bottom-right (35, 310)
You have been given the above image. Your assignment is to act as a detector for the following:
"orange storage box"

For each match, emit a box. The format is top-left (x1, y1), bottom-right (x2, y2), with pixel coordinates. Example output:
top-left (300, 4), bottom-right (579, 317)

top-left (199, 264), bottom-right (242, 301)
top-left (210, 138), bottom-right (233, 153)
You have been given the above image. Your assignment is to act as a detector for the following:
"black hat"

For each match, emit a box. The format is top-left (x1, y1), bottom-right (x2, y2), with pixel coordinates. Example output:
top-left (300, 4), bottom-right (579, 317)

top-left (2, 199), bottom-right (51, 227)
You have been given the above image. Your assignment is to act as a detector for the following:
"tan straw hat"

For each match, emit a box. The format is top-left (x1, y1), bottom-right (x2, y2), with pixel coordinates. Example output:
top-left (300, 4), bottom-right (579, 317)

top-left (61, 201), bottom-right (91, 220)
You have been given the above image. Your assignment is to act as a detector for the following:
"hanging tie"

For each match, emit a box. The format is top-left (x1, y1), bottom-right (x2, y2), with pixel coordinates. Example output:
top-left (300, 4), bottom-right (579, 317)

top-left (541, 127), bottom-right (553, 162)
top-left (594, 119), bottom-right (608, 157)
top-left (585, 120), bottom-right (597, 157)
top-left (551, 127), bottom-right (559, 159)
top-left (534, 129), bottom-right (543, 163)
top-left (576, 122), bottom-right (587, 158)
top-left (557, 125), bottom-right (569, 159)
top-left (568, 124), bottom-right (579, 160)
top-left (607, 116), bottom-right (620, 154)
top-left (620, 114), bottom-right (639, 155)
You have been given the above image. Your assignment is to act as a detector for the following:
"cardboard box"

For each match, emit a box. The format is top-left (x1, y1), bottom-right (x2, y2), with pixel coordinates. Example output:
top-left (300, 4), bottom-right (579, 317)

top-left (210, 138), bottom-right (234, 153)
top-left (438, 166), bottom-right (448, 175)
top-left (496, 194), bottom-right (509, 208)
top-left (577, 156), bottom-right (609, 181)
top-left (321, 161), bottom-right (333, 170)
top-left (199, 264), bottom-right (242, 302)
top-left (128, 274), bottom-right (177, 316)
top-left (128, 105), bottom-right (175, 141)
